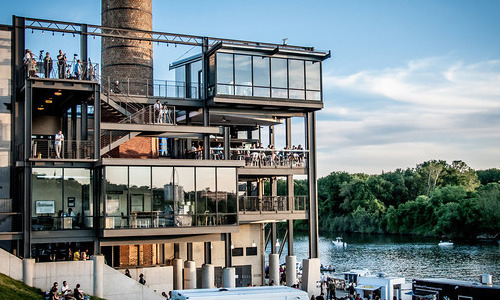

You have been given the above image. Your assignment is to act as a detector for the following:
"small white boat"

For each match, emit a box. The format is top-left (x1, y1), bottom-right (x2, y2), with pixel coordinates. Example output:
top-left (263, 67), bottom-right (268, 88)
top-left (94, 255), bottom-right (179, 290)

top-left (438, 241), bottom-right (453, 246)
top-left (332, 237), bottom-right (347, 247)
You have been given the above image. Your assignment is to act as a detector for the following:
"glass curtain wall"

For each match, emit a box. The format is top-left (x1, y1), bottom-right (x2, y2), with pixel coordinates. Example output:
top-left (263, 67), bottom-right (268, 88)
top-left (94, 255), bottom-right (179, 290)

top-left (174, 167), bottom-right (195, 227)
top-left (104, 166), bottom-right (237, 229)
top-left (105, 166), bottom-right (128, 229)
top-left (129, 167), bottom-right (151, 228)
top-left (196, 167), bottom-right (216, 225)
top-left (214, 52), bottom-right (321, 100)
top-left (31, 168), bottom-right (93, 230)
top-left (152, 167), bottom-right (174, 227)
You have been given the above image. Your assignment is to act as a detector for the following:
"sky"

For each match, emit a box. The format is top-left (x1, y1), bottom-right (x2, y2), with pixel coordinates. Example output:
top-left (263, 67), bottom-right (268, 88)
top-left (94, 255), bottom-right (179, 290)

top-left (4, 0), bottom-right (500, 176)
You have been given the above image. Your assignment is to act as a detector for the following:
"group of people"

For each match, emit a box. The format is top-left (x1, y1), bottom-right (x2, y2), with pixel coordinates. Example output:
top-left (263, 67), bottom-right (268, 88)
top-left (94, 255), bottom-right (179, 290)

top-left (47, 281), bottom-right (86, 300)
top-left (153, 100), bottom-right (174, 124)
top-left (233, 143), bottom-right (305, 167)
top-left (23, 49), bottom-right (95, 80)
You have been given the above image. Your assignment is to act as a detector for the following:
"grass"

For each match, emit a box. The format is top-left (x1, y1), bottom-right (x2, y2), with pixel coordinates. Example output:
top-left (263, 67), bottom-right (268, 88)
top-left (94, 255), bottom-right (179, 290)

top-left (0, 273), bottom-right (107, 300)
top-left (0, 272), bottom-right (45, 300)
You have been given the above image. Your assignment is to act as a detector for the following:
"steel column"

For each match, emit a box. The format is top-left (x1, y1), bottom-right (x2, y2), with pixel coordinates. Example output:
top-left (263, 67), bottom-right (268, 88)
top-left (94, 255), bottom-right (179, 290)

top-left (187, 242), bottom-right (193, 261)
top-left (204, 242), bottom-right (212, 265)
top-left (80, 24), bottom-right (88, 65)
top-left (94, 88), bottom-right (100, 159)
top-left (224, 233), bottom-right (232, 267)
top-left (202, 37), bottom-right (210, 160)
top-left (271, 222), bottom-right (277, 254)
top-left (224, 126), bottom-right (230, 160)
top-left (305, 112), bottom-right (319, 259)
top-left (269, 125), bottom-right (275, 146)
top-left (285, 118), bottom-right (292, 148)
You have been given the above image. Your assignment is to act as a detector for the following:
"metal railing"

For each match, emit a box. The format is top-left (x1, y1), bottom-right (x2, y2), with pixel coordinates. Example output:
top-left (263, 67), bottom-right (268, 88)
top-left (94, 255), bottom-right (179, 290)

top-left (102, 78), bottom-right (200, 99)
top-left (206, 148), bottom-right (308, 167)
top-left (101, 212), bottom-right (237, 229)
top-left (238, 195), bottom-right (308, 212)
top-left (31, 216), bottom-right (93, 231)
top-left (31, 139), bottom-right (94, 159)
top-left (118, 104), bottom-right (176, 125)
top-left (25, 60), bottom-right (99, 81)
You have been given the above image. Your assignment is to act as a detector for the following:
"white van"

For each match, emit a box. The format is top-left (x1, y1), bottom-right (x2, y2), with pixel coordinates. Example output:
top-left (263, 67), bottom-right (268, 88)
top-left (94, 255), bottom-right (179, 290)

top-left (170, 286), bottom-right (309, 300)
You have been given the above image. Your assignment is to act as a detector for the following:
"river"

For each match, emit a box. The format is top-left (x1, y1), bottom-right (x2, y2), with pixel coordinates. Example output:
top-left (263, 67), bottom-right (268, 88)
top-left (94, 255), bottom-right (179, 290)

top-left (269, 234), bottom-right (500, 285)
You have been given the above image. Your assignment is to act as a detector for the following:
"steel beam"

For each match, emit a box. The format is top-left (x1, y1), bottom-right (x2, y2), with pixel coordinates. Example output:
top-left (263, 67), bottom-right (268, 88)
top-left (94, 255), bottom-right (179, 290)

top-left (23, 16), bottom-right (321, 53)
top-left (305, 112), bottom-right (319, 259)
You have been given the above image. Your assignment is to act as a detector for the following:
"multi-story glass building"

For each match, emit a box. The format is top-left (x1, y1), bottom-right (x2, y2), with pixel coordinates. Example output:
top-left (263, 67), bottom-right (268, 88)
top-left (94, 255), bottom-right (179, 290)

top-left (0, 3), bottom-right (329, 293)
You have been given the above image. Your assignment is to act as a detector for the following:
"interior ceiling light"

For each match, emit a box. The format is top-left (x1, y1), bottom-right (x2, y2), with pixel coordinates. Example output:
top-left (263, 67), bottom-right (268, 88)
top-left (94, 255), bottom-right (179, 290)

top-left (45, 99), bottom-right (53, 104)
top-left (37, 107), bottom-right (44, 111)
top-left (54, 90), bottom-right (62, 96)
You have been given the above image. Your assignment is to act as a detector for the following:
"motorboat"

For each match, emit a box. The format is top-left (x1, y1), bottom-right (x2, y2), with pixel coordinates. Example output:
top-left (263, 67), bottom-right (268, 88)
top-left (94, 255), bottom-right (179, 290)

top-left (438, 241), bottom-right (453, 246)
top-left (332, 237), bottom-right (347, 247)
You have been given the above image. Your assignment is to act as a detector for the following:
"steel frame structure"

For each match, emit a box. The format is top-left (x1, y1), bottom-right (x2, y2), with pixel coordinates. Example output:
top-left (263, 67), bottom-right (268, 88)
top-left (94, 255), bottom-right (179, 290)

top-left (23, 16), bottom-right (322, 53)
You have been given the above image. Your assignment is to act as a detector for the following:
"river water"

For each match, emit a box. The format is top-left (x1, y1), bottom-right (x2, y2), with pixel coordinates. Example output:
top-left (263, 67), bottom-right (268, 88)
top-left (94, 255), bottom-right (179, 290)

top-left (271, 234), bottom-right (500, 284)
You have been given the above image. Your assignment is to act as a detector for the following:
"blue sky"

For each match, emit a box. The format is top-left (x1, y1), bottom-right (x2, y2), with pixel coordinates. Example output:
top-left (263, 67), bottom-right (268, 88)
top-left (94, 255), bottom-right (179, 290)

top-left (4, 0), bottom-right (500, 176)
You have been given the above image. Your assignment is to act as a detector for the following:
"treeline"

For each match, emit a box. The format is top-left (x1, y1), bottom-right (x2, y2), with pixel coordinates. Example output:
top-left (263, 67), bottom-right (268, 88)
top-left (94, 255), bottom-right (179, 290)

top-left (284, 160), bottom-right (500, 239)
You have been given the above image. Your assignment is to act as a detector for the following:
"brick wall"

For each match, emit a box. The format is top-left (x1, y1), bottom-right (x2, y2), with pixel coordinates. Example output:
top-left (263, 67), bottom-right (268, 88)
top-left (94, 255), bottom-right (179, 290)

top-left (101, 0), bottom-right (153, 95)
top-left (118, 136), bottom-right (156, 158)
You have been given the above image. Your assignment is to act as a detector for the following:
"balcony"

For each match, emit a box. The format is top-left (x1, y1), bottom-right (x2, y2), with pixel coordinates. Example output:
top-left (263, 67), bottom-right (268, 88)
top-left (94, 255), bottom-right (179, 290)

top-left (238, 196), bottom-right (308, 222)
top-left (25, 60), bottom-right (99, 81)
top-left (29, 138), bottom-right (94, 160)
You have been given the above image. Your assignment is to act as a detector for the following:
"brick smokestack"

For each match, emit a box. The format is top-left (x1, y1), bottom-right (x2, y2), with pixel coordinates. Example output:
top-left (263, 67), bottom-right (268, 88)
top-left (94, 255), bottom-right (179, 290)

top-left (101, 0), bottom-right (153, 95)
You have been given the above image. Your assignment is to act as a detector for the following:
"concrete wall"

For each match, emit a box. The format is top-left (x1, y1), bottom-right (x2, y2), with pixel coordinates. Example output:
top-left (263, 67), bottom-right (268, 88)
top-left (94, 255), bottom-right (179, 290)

top-left (0, 27), bottom-right (11, 198)
top-left (232, 224), bottom-right (264, 285)
top-left (120, 266), bottom-right (173, 295)
top-left (0, 246), bottom-right (23, 281)
top-left (103, 264), bottom-right (164, 300)
top-left (0, 248), bottom-right (165, 300)
top-left (33, 260), bottom-right (94, 293)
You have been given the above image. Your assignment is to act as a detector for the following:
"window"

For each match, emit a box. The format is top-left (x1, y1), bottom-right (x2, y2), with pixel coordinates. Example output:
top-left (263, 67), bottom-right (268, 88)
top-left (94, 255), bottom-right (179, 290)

top-left (196, 168), bottom-right (216, 223)
top-left (232, 247), bottom-right (244, 256)
top-left (217, 168), bottom-right (237, 214)
top-left (217, 53), bottom-right (234, 84)
top-left (152, 167), bottom-right (174, 226)
top-left (271, 58), bottom-right (287, 88)
top-left (289, 59), bottom-right (305, 90)
top-left (234, 55), bottom-right (252, 86)
top-left (105, 167), bottom-right (128, 228)
top-left (32, 168), bottom-right (93, 230)
top-left (246, 247), bottom-right (258, 256)
top-left (129, 167), bottom-right (151, 213)
top-left (253, 56), bottom-right (270, 87)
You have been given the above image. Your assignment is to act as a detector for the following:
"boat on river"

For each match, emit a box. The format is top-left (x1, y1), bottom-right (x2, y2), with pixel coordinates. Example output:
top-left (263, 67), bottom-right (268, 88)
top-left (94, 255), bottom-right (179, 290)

top-left (332, 237), bottom-right (347, 247)
top-left (438, 241), bottom-right (453, 246)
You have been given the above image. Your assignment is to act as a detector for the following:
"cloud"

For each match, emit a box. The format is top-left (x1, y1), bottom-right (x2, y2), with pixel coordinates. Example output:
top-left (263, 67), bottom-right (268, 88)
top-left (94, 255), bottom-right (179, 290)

top-left (316, 57), bottom-right (500, 176)
top-left (323, 57), bottom-right (500, 110)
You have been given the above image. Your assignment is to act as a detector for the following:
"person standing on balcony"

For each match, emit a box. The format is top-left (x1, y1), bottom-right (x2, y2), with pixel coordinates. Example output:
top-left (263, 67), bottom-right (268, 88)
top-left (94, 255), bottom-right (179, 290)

top-left (23, 49), bottom-right (32, 77)
top-left (44, 52), bottom-right (53, 78)
top-left (57, 50), bottom-right (67, 79)
top-left (154, 100), bottom-right (161, 123)
top-left (55, 130), bottom-right (64, 158)
top-left (74, 59), bottom-right (82, 80)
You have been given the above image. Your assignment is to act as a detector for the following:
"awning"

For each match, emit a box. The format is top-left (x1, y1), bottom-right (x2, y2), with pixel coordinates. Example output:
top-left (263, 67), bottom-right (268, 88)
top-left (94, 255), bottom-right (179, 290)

top-left (356, 285), bottom-right (382, 291)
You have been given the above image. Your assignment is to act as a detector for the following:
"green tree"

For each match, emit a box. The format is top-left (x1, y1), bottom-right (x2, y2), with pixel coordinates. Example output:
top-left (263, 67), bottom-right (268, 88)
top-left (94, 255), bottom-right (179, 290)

top-left (476, 183), bottom-right (500, 234)
top-left (477, 169), bottom-right (500, 185)
top-left (441, 160), bottom-right (480, 191)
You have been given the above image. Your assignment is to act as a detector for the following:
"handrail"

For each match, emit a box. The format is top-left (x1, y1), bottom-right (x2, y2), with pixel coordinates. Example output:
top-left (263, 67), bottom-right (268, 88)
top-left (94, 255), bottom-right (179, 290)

top-left (31, 139), bottom-right (94, 159)
top-left (238, 195), bottom-right (308, 212)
